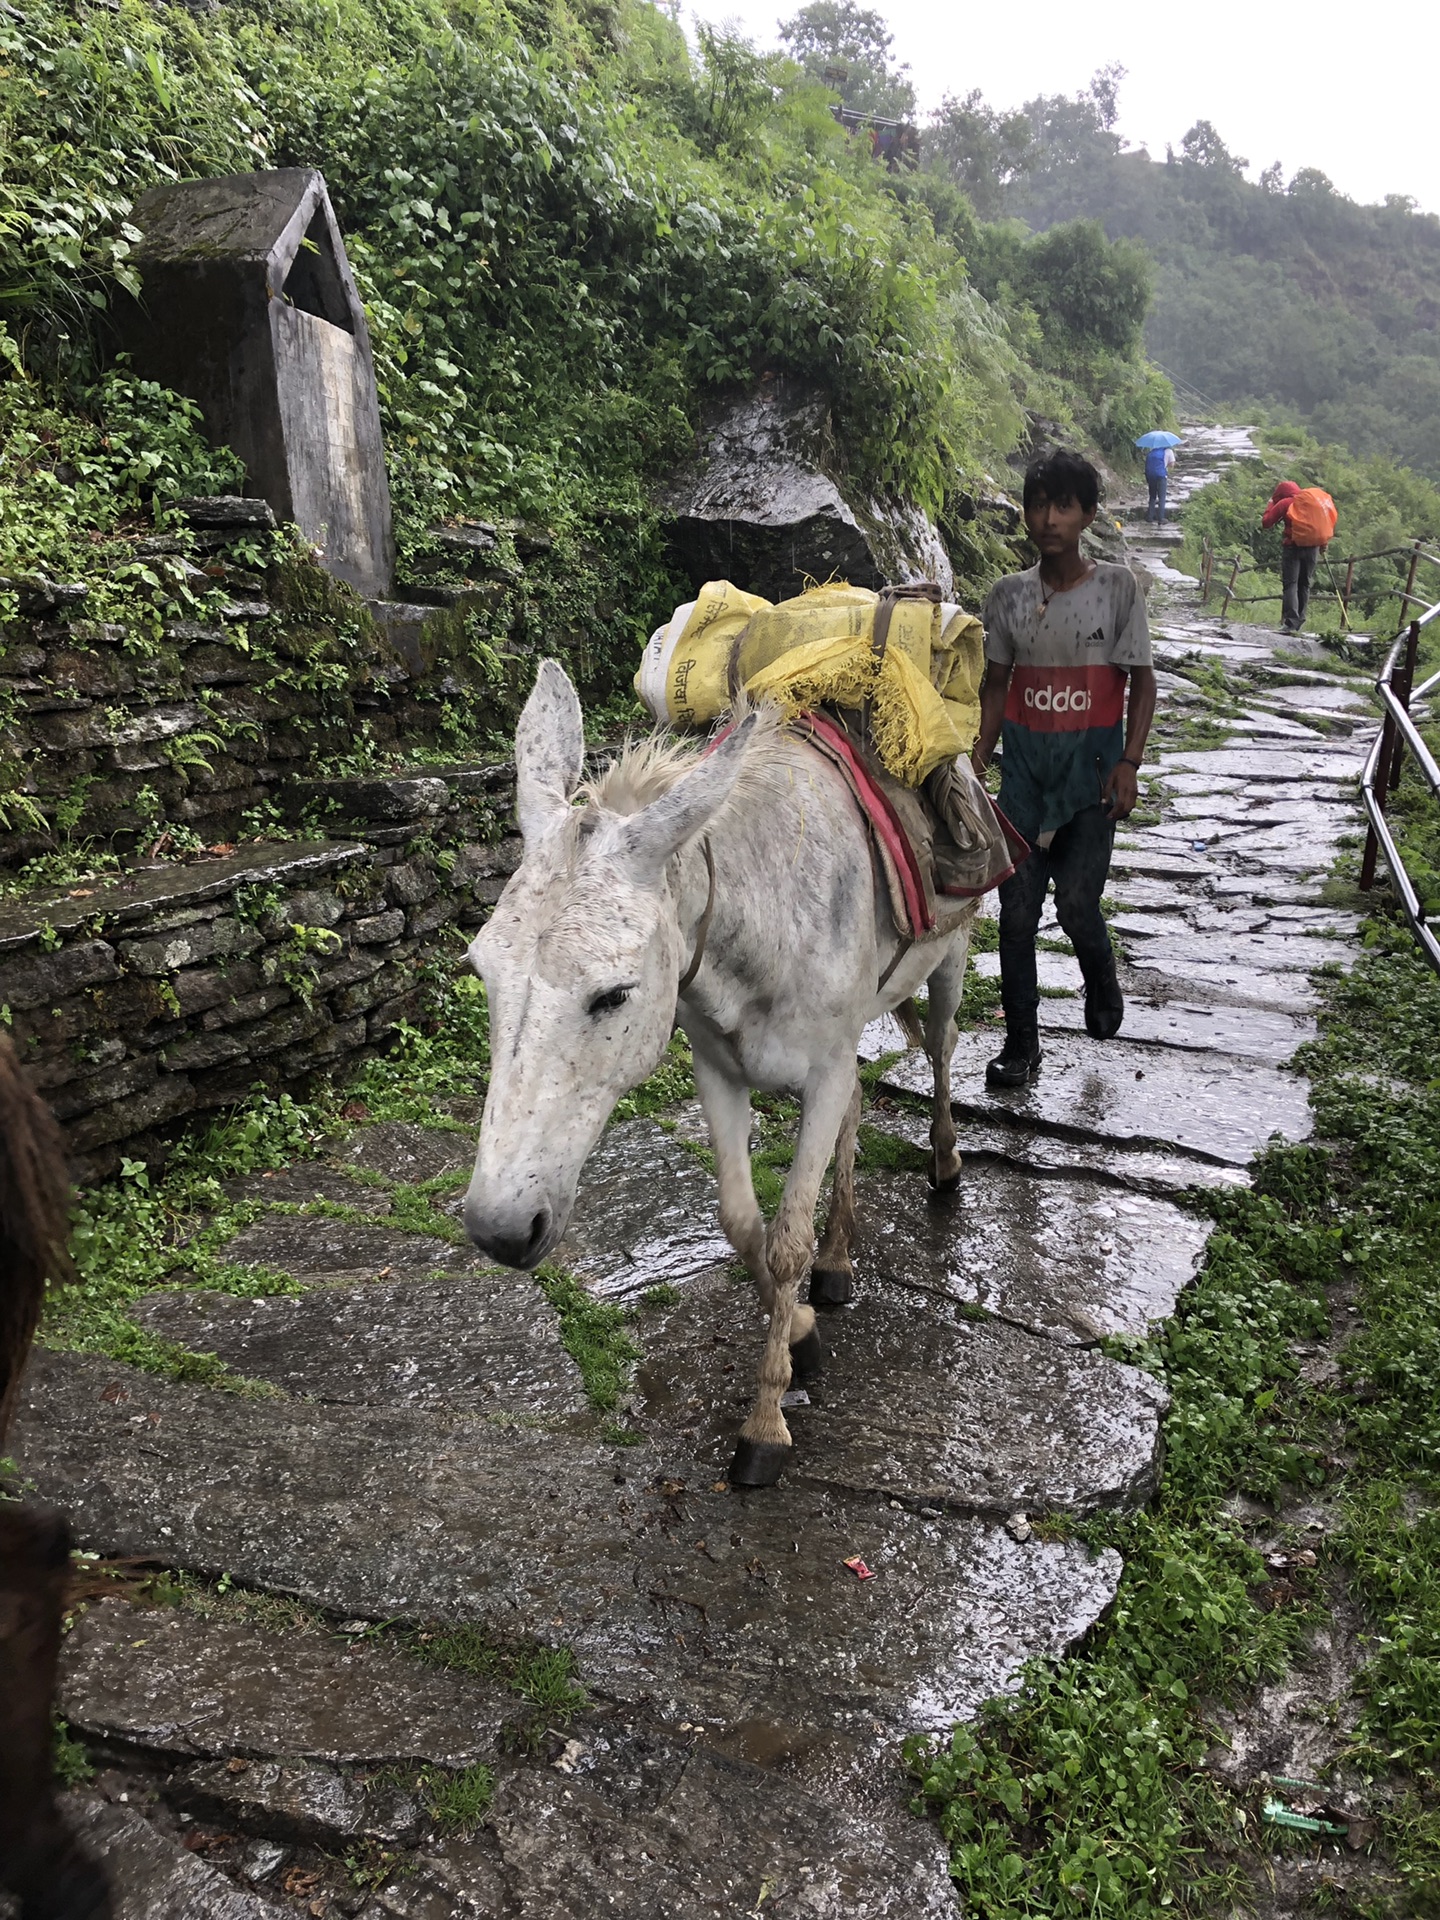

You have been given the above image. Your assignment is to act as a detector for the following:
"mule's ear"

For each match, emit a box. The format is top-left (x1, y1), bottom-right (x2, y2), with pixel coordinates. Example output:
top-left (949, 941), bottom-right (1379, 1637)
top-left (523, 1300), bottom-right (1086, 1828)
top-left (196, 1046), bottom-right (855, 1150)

top-left (614, 713), bottom-right (757, 884)
top-left (515, 659), bottom-right (584, 844)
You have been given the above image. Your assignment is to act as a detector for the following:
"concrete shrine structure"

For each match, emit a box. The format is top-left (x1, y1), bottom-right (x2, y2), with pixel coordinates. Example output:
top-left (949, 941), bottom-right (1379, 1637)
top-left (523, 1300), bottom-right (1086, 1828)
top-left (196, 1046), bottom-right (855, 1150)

top-left (122, 168), bottom-right (394, 599)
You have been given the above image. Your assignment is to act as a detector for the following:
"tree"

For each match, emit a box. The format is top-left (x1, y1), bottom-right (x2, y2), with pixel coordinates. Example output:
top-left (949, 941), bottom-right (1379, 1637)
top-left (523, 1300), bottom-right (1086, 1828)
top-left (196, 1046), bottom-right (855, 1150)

top-left (1023, 219), bottom-right (1152, 354)
top-left (1180, 119), bottom-right (1247, 173)
top-left (776, 1), bottom-right (915, 119)
top-left (924, 89), bottom-right (1033, 217)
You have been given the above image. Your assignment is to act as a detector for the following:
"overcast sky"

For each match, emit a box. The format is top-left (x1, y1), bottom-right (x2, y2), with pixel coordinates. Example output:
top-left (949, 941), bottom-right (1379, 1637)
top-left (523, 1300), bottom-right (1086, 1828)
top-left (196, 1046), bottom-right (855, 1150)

top-left (684, 0), bottom-right (1437, 214)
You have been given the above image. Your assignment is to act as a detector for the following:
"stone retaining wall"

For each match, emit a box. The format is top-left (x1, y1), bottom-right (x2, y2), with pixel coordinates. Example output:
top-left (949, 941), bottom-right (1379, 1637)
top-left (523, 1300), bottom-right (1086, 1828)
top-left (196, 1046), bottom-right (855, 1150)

top-left (1, 766), bottom-right (523, 1181)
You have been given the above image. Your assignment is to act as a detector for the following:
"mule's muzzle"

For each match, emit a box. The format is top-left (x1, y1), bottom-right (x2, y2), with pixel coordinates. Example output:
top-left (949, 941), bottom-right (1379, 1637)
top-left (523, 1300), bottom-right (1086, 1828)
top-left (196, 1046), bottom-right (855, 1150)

top-left (464, 1195), bottom-right (557, 1269)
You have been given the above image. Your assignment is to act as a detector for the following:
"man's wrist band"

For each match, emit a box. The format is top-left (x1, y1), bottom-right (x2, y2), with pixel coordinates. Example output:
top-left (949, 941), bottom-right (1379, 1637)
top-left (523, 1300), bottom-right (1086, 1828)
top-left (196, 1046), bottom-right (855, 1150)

top-left (1121, 755), bottom-right (1142, 769)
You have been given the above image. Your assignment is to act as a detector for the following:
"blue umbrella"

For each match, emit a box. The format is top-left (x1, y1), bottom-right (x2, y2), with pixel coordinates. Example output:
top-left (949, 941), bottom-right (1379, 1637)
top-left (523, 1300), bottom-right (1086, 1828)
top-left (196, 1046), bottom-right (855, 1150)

top-left (1135, 430), bottom-right (1182, 450)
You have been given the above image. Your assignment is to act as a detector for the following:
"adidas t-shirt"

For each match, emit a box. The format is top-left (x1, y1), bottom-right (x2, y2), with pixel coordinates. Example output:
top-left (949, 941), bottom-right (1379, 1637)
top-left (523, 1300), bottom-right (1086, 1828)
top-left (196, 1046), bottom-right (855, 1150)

top-left (982, 562), bottom-right (1151, 843)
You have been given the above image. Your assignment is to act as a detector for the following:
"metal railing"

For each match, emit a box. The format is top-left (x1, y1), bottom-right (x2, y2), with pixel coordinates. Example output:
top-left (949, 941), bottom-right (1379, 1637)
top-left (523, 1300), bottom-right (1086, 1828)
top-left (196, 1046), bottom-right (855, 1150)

top-left (1359, 602), bottom-right (1440, 976)
top-left (1200, 535), bottom-right (1440, 630)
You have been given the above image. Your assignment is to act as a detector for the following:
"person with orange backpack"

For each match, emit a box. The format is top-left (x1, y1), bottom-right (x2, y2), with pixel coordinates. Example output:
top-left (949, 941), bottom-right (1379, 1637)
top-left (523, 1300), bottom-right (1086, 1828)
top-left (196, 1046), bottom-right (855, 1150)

top-left (1261, 480), bottom-right (1338, 634)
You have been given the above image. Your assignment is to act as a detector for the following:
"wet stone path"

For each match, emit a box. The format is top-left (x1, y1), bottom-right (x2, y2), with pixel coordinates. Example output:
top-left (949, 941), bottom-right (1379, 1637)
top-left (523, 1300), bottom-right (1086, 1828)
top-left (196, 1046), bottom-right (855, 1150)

top-left (14, 426), bottom-right (1378, 1917)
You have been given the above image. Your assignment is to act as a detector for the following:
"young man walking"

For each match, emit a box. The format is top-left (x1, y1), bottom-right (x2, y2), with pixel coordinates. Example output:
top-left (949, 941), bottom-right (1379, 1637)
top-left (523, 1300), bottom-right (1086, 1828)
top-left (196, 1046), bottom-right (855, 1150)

top-left (974, 450), bottom-right (1158, 1087)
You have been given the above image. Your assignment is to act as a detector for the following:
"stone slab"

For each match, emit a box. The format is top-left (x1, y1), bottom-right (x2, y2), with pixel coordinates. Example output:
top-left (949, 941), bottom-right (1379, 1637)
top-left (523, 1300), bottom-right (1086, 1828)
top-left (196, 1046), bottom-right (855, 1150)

top-left (560, 1118), bottom-right (731, 1297)
top-left (18, 1352), bottom-right (1121, 1745)
top-left (1108, 845), bottom-right (1219, 882)
top-left (60, 1798), bottom-right (280, 1920)
top-left (1209, 877), bottom-right (1328, 905)
top-left (794, 1302), bottom-right (1167, 1515)
top-left (60, 1600), bottom-right (509, 1765)
top-left (485, 1715), bottom-right (961, 1920)
top-left (174, 1757), bottom-right (424, 1848)
top-left (1106, 877), bottom-right (1211, 915)
top-left (1156, 748), bottom-right (1358, 785)
top-left (637, 1271), bottom-right (1165, 1512)
top-left (130, 1273), bottom-right (588, 1416)
top-left (1154, 771), bottom-right (1246, 796)
top-left (1264, 682), bottom-right (1371, 711)
top-left (217, 1215), bottom-right (476, 1279)
top-left (1120, 929), bottom-right (1347, 975)
top-left (329, 1121), bottom-right (475, 1186)
top-left (881, 1031), bottom-right (1311, 1165)
top-left (221, 1165), bottom-right (394, 1214)
top-left (1124, 957), bottom-right (1320, 1010)
top-left (0, 841), bottom-right (367, 956)
top-left (1034, 994), bottom-right (1312, 1065)
top-left (852, 1164), bottom-right (1208, 1343)
top-left (868, 1102), bottom-right (1242, 1194)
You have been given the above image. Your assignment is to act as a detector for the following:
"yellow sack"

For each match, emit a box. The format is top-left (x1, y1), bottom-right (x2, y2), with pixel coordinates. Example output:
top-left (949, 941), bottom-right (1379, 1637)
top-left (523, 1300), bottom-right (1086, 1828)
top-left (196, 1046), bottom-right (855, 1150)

top-left (745, 631), bottom-right (966, 785)
top-left (933, 607), bottom-right (985, 754)
top-left (634, 580), bottom-right (981, 784)
top-left (635, 580), bottom-right (770, 730)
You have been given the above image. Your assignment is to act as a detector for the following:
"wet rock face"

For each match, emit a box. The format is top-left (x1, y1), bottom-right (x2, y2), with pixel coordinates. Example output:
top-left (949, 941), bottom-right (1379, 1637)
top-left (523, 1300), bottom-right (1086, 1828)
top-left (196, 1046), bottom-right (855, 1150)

top-left (174, 1757), bottom-right (425, 1848)
top-left (853, 1162), bottom-right (1209, 1342)
top-left (659, 375), bottom-right (954, 601)
top-left (64, 1799), bottom-right (280, 1919)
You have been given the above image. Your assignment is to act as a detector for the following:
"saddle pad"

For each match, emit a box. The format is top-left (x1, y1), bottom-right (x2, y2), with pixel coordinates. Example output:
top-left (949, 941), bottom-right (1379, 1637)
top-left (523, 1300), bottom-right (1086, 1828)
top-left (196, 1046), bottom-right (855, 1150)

top-left (793, 710), bottom-right (937, 941)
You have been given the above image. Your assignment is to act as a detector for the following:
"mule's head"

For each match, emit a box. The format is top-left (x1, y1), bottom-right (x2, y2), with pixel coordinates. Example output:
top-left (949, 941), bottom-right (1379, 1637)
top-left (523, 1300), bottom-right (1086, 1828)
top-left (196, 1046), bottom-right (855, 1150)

top-left (463, 660), bottom-right (752, 1268)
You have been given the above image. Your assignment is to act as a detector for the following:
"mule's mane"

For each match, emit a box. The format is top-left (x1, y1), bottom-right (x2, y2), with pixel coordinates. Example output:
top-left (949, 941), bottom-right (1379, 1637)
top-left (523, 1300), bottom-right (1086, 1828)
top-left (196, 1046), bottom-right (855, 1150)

top-left (581, 732), bottom-right (699, 816)
top-left (578, 702), bottom-right (786, 819)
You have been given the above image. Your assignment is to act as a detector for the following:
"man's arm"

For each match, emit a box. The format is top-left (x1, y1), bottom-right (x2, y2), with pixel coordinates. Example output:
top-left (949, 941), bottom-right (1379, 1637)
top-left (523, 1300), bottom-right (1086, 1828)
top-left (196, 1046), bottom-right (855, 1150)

top-left (1101, 665), bottom-right (1157, 819)
top-left (1261, 498), bottom-right (1290, 530)
top-left (972, 662), bottom-right (1010, 776)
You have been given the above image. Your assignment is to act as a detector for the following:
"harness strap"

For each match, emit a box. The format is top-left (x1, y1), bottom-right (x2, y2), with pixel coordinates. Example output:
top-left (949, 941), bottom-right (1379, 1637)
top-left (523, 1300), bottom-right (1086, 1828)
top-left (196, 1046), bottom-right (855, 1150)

top-left (677, 837), bottom-right (716, 996)
top-left (876, 934), bottom-right (913, 994)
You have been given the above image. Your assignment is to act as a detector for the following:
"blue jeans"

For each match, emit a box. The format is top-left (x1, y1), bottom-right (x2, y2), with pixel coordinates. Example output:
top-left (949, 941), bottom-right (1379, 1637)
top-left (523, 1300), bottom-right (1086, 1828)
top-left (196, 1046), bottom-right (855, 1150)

top-left (1146, 473), bottom-right (1168, 523)
top-left (998, 804), bottom-right (1116, 1034)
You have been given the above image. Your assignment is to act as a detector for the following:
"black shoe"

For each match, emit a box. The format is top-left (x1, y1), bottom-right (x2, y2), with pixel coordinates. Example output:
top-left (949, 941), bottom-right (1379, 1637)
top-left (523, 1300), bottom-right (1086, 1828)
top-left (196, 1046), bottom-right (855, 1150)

top-left (1084, 955), bottom-right (1125, 1040)
top-left (986, 1032), bottom-right (1042, 1087)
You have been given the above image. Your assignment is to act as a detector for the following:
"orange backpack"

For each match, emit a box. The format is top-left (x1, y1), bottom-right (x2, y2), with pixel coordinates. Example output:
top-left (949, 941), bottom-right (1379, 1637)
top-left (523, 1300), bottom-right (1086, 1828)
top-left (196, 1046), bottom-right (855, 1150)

top-left (1286, 487), bottom-right (1338, 548)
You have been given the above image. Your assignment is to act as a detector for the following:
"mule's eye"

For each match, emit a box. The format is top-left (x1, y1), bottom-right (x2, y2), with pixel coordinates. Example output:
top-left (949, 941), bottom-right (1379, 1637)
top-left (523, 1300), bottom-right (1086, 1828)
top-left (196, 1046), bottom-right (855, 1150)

top-left (586, 985), bottom-right (632, 1017)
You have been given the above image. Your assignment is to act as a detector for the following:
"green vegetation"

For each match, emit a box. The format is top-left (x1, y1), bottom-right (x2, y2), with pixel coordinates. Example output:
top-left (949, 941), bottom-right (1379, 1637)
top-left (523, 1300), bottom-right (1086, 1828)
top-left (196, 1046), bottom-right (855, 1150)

top-left (2, 0), bottom-right (1172, 732)
top-left (52, 1718), bottom-right (95, 1788)
top-left (907, 909), bottom-right (1440, 1915)
top-left (532, 1263), bottom-right (641, 1415)
top-left (414, 1619), bottom-right (586, 1716)
top-left (419, 1761), bottom-right (495, 1834)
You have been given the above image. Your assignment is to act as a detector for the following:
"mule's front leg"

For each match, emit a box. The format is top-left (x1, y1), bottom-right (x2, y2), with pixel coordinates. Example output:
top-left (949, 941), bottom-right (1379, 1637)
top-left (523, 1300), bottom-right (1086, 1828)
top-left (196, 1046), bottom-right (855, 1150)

top-left (731, 1060), bottom-right (856, 1488)
top-left (693, 1046), bottom-right (823, 1385)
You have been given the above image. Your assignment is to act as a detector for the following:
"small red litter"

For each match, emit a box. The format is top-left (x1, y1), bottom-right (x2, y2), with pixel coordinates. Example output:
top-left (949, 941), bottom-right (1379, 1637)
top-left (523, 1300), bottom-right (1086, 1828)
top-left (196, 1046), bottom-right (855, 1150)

top-left (843, 1555), bottom-right (875, 1580)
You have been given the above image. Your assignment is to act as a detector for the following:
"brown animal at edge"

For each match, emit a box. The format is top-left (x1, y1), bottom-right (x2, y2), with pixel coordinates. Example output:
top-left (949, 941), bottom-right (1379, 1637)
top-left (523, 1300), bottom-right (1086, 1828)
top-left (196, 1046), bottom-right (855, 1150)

top-left (0, 1033), bottom-right (111, 1919)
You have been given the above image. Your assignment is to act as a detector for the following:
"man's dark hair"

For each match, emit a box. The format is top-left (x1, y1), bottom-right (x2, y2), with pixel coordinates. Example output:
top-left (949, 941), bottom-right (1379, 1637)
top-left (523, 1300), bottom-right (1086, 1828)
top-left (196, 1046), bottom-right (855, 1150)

top-left (1023, 449), bottom-right (1101, 515)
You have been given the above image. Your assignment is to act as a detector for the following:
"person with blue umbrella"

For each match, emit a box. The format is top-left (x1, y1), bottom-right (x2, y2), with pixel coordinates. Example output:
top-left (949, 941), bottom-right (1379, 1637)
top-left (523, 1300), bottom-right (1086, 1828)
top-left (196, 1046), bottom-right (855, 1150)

top-left (1136, 430), bottom-right (1181, 524)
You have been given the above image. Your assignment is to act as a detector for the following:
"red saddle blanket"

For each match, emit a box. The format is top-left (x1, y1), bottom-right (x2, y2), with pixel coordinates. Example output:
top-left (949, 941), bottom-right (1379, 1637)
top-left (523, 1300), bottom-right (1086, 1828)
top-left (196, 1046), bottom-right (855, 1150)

top-left (792, 710), bottom-right (1026, 943)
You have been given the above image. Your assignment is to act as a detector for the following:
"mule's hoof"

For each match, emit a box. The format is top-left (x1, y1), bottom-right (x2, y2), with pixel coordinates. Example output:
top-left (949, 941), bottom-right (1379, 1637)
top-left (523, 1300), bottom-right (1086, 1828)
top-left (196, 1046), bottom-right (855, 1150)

top-left (729, 1438), bottom-right (792, 1487)
top-left (808, 1267), bottom-right (853, 1307)
top-left (789, 1325), bottom-right (824, 1381)
top-left (927, 1162), bottom-right (962, 1197)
